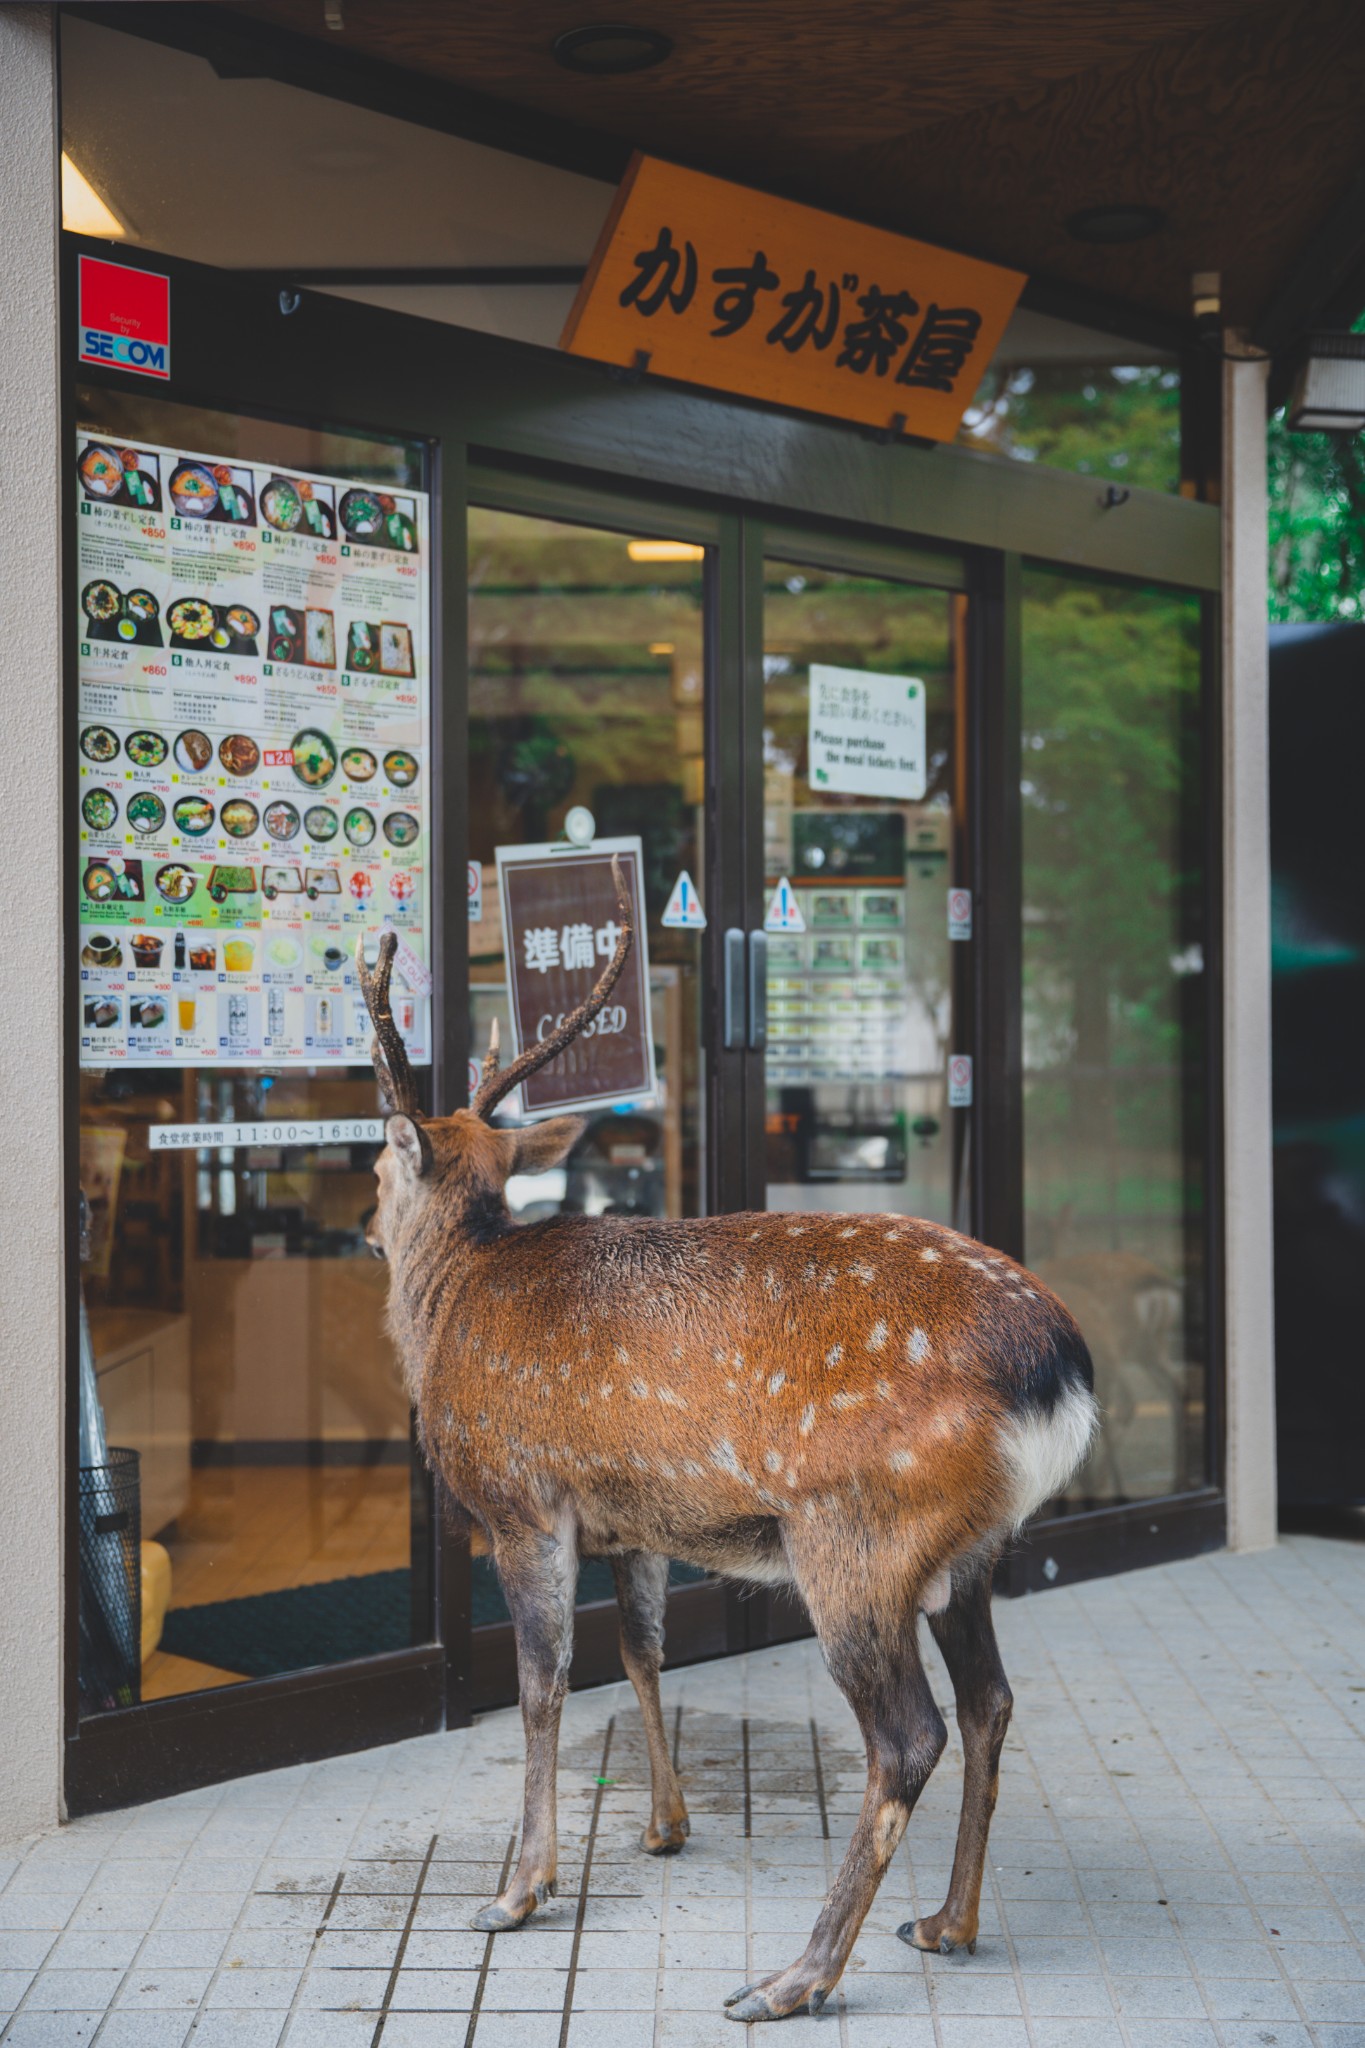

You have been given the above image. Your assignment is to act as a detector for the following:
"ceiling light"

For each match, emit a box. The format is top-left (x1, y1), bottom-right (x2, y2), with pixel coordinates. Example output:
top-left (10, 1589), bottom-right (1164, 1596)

top-left (61, 154), bottom-right (125, 239)
top-left (627, 540), bottom-right (704, 563)
top-left (553, 23), bottom-right (673, 74)
top-left (1286, 333), bottom-right (1365, 433)
top-left (649, 641), bottom-right (676, 655)
top-left (1064, 204), bottom-right (1166, 245)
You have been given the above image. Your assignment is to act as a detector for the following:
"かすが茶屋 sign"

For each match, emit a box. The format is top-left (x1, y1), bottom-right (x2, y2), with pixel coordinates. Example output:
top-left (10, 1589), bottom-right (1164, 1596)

top-left (562, 155), bottom-right (1024, 440)
top-left (495, 839), bottom-right (655, 1118)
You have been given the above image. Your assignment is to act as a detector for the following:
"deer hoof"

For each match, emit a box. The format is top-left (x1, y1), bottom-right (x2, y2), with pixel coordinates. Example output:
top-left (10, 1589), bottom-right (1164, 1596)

top-left (897, 1916), bottom-right (977, 1957)
top-left (642, 1817), bottom-right (690, 1856)
top-left (470, 1900), bottom-right (529, 1932)
top-left (724, 1971), bottom-right (831, 2022)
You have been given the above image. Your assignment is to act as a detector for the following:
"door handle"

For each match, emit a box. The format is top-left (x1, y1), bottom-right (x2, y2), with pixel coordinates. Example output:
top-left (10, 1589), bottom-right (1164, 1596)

top-left (747, 929), bottom-right (768, 1052)
top-left (723, 928), bottom-right (746, 1050)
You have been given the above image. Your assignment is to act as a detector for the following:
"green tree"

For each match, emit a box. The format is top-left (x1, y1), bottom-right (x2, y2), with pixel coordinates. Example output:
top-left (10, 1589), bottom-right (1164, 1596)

top-left (1267, 410), bottom-right (1365, 621)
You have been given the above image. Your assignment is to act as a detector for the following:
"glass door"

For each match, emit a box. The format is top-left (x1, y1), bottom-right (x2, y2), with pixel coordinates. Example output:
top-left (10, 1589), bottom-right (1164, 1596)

top-left (72, 386), bottom-right (436, 1721)
top-left (755, 543), bottom-right (971, 1228)
top-left (464, 488), bottom-right (735, 1698)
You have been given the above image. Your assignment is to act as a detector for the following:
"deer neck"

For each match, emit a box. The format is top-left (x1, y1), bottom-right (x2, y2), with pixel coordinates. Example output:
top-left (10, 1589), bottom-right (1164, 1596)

top-left (384, 1182), bottom-right (511, 1393)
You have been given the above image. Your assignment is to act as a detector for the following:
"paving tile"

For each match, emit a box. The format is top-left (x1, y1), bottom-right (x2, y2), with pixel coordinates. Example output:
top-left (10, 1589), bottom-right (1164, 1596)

top-left (113, 1964), bottom-right (215, 2008)
top-left (96, 2016), bottom-right (192, 2048)
top-left (280, 2017), bottom-right (380, 2047)
top-left (187, 2014), bottom-right (286, 2048)
top-left (565, 2014), bottom-right (659, 2048)
top-left (1, 2017), bottom-right (105, 2046)
top-left (22, 1967), bottom-right (126, 2008)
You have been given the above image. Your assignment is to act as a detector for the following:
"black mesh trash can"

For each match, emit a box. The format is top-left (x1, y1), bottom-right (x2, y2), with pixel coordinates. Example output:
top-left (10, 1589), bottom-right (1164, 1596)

top-left (78, 1448), bottom-right (142, 1712)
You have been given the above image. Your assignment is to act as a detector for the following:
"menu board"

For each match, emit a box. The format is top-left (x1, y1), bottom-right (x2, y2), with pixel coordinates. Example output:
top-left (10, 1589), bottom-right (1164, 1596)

top-left (74, 431), bottom-right (431, 1069)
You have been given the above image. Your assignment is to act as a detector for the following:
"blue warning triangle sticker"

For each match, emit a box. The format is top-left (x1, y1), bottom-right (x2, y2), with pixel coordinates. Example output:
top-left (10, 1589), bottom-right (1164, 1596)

top-left (764, 875), bottom-right (806, 933)
top-left (661, 868), bottom-right (707, 929)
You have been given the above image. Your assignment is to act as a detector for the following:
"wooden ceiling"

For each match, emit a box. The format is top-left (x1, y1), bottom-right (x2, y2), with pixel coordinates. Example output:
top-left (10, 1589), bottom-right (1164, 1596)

top-left (214, 0), bottom-right (1365, 330)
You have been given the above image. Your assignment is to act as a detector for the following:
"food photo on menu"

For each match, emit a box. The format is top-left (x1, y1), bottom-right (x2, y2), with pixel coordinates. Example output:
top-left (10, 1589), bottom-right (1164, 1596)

top-left (80, 578), bottom-right (163, 646)
top-left (337, 486), bottom-right (419, 553)
top-left (167, 596), bottom-right (261, 655)
top-left (77, 440), bottom-right (162, 511)
top-left (260, 473), bottom-right (336, 539)
top-left (167, 457), bottom-right (256, 525)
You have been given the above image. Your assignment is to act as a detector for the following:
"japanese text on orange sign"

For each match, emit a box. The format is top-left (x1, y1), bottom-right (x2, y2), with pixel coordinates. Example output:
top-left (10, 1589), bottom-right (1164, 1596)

top-left (562, 155), bottom-right (1025, 440)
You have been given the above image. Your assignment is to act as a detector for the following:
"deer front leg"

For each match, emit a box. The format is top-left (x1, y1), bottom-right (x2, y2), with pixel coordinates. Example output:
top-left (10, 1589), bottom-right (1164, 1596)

top-left (612, 1551), bottom-right (690, 1855)
top-left (901, 1565), bottom-right (1012, 1958)
top-left (472, 1515), bottom-right (578, 1932)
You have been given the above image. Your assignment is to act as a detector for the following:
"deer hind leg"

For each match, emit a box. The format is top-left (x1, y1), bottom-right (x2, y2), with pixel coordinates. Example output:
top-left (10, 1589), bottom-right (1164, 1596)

top-left (725, 1531), bottom-right (947, 2023)
top-left (611, 1551), bottom-right (690, 1855)
top-left (901, 1563), bottom-right (1012, 1958)
top-left (471, 1515), bottom-right (578, 1933)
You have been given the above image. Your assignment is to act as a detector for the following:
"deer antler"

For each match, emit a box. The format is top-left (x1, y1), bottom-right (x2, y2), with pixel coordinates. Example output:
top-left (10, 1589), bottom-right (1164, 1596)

top-left (355, 929), bottom-right (424, 1120)
top-left (473, 851), bottom-right (633, 1122)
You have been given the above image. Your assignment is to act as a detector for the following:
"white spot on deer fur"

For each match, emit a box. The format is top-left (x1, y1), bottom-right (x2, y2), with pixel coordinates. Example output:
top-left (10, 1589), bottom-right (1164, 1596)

top-left (629, 1451), bottom-right (650, 1471)
top-left (907, 1327), bottom-right (931, 1363)
top-left (804, 1499), bottom-right (818, 1519)
top-left (614, 1344), bottom-right (631, 1365)
top-left (825, 1344), bottom-right (843, 1368)
top-left (659, 1460), bottom-right (675, 1478)
top-left (875, 1379), bottom-right (892, 1401)
top-left (657, 1386), bottom-right (687, 1409)
top-left (764, 1268), bottom-right (782, 1297)
top-left (800, 1403), bottom-right (816, 1434)
top-left (884, 1229), bottom-right (904, 1241)
top-left (838, 1226), bottom-right (859, 1239)
top-left (599, 1382), bottom-right (614, 1399)
top-left (866, 1320), bottom-right (888, 1352)
top-left (630, 1379), bottom-right (650, 1400)
top-left (820, 1268), bottom-right (838, 1290)
top-left (578, 1393), bottom-right (590, 1407)
top-left (998, 1380), bottom-right (1099, 1528)
top-left (710, 1439), bottom-right (754, 1485)
top-left (786, 1225), bottom-right (807, 1236)
top-left (831, 1390), bottom-right (865, 1411)
top-left (920, 1569), bottom-right (952, 1615)
top-left (682, 1459), bottom-right (705, 1478)
top-left (851, 1261), bottom-right (877, 1285)
top-left (558, 1361), bottom-right (571, 1379)
top-left (768, 1372), bottom-right (787, 1395)
top-left (765, 1449), bottom-right (783, 1473)
top-left (889, 1448), bottom-right (915, 1472)
top-left (958, 1256), bottom-right (987, 1271)
top-left (748, 1229), bottom-right (762, 1240)
top-left (725, 1378), bottom-right (739, 1393)
top-left (1023, 1288), bottom-right (1038, 1299)
top-left (920, 1247), bottom-right (940, 1262)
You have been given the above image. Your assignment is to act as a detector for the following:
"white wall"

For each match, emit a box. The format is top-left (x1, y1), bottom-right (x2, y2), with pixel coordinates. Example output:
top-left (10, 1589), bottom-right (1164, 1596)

top-left (1221, 341), bottom-right (1278, 1552)
top-left (0, 4), bottom-right (65, 1840)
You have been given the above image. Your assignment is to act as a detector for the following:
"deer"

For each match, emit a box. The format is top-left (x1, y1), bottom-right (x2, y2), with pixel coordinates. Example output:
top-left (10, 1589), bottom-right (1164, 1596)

top-left (356, 858), bottom-right (1097, 2025)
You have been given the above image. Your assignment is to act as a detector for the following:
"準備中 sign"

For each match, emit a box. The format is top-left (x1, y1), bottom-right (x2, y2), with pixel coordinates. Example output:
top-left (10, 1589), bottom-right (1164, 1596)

top-left (495, 839), bottom-right (655, 1119)
top-left (562, 154), bottom-right (1024, 440)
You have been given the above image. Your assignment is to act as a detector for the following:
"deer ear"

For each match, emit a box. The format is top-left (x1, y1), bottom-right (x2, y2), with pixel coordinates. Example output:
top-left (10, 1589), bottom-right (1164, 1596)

top-left (386, 1113), bottom-right (432, 1178)
top-left (505, 1116), bottom-right (586, 1178)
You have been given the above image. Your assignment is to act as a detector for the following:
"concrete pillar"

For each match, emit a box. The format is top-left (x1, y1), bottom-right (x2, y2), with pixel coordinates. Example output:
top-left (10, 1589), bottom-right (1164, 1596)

top-left (1221, 340), bottom-right (1277, 1552)
top-left (0, 5), bottom-right (64, 1840)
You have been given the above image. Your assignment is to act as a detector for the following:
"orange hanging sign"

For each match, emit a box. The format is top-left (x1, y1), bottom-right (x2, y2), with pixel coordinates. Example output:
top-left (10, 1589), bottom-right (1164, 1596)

top-left (562, 154), bottom-right (1025, 441)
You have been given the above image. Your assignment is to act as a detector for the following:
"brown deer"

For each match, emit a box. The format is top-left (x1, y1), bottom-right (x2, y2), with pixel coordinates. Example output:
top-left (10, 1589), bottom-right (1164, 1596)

top-left (356, 861), bottom-right (1097, 2024)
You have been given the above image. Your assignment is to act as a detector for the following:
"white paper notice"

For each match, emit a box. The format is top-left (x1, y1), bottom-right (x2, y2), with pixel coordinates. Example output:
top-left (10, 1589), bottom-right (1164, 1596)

top-left (807, 664), bottom-right (927, 801)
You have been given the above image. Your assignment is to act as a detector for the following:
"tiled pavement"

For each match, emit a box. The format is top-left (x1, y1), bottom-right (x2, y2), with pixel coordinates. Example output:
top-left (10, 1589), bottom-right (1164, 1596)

top-left (1, 1535), bottom-right (1362, 2048)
